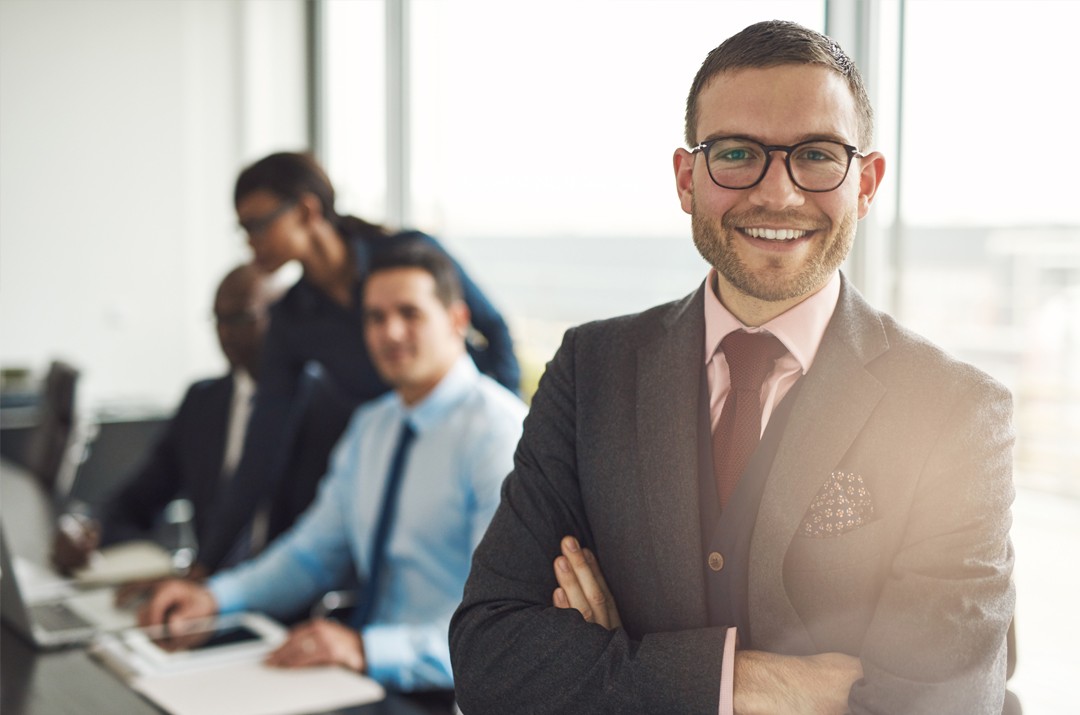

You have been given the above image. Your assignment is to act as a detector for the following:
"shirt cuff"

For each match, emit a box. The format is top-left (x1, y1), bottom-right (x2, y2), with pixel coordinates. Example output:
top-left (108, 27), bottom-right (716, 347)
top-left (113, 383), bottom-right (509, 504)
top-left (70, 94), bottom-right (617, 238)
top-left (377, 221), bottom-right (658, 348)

top-left (718, 627), bottom-right (738, 715)
top-left (206, 574), bottom-right (247, 614)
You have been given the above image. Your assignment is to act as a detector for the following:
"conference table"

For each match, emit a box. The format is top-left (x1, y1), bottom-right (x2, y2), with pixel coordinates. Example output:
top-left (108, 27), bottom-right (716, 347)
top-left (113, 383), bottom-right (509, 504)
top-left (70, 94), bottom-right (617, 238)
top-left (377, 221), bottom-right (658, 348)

top-left (0, 458), bottom-right (444, 715)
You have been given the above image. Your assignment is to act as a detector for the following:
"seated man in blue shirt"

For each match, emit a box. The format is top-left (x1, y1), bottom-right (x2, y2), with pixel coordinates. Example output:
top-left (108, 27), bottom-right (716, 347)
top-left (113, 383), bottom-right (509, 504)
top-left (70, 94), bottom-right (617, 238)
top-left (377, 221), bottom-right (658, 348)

top-left (139, 241), bottom-right (527, 694)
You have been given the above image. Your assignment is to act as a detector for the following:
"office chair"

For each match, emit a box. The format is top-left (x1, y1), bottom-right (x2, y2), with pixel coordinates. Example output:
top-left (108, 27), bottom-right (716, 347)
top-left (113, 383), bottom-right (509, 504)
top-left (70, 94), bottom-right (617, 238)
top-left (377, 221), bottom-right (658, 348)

top-left (21, 360), bottom-right (86, 498)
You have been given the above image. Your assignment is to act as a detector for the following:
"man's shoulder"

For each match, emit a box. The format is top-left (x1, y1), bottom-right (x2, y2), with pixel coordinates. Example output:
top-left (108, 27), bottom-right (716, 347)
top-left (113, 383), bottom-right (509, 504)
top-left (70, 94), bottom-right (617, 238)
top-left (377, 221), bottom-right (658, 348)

top-left (468, 374), bottom-right (529, 422)
top-left (182, 374), bottom-right (232, 401)
top-left (874, 311), bottom-right (1009, 400)
top-left (831, 279), bottom-right (1008, 400)
top-left (568, 288), bottom-right (701, 347)
top-left (349, 388), bottom-right (400, 425)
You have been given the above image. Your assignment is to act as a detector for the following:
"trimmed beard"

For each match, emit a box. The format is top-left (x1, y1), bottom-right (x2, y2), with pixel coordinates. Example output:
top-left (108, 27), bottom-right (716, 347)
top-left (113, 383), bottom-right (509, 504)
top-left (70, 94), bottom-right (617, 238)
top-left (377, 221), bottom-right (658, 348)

top-left (691, 204), bottom-right (855, 303)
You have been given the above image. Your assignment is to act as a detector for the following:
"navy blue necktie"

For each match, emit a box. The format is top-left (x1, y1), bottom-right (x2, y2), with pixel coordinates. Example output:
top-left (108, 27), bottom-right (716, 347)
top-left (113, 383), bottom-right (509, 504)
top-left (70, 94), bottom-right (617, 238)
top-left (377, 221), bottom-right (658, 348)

top-left (352, 419), bottom-right (416, 628)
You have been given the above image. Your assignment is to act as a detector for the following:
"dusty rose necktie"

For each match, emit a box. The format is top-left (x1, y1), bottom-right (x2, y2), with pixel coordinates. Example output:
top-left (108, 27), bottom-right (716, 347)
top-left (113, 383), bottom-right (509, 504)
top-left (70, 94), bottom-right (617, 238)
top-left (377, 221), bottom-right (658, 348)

top-left (713, 330), bottom-right (787, 509)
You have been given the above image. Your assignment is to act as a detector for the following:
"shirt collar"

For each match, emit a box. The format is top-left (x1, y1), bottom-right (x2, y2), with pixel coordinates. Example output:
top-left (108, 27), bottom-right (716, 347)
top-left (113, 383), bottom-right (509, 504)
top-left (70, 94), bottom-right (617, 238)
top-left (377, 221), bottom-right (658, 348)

top-left (390, 353), bottom-right (479, 434)
top-left (703, 269), bottom-right (841, 375)
top-left (231, 368), bottom-right (256, 396)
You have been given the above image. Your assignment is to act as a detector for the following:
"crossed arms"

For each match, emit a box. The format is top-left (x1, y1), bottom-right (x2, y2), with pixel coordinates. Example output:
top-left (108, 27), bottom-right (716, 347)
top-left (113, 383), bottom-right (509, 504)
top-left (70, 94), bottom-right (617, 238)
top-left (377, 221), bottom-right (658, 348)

top-left (449, 320), bottom-right (1015, 715)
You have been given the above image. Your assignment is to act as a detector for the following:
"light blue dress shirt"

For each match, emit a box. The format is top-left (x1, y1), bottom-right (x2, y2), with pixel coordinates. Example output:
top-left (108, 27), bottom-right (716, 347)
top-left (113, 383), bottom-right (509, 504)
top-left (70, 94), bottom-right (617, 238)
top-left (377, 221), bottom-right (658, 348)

top-left (208, 355), bottom-right (527, 691)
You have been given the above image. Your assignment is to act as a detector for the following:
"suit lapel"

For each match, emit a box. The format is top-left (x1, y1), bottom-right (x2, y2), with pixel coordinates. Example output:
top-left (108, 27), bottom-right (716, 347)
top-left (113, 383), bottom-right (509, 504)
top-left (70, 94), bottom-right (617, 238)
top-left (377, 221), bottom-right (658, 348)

top-left (199, 376), bottom-right (233, 497)
top-left (635, 284), bottom-right (710, 626)
top-left (749, 276), bottom-right (890, 654)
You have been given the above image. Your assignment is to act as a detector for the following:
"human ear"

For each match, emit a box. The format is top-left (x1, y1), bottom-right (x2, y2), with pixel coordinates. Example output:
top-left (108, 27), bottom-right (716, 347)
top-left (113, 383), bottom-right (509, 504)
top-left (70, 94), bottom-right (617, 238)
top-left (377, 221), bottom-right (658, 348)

top-left (856, 151), bottom-right (886, 218)
top-left (449, 301), bottom-right (471, 338)
top-left (673, 148), bottom-right (696, 215)
top-left (297, 192), bottom-right (326, 227)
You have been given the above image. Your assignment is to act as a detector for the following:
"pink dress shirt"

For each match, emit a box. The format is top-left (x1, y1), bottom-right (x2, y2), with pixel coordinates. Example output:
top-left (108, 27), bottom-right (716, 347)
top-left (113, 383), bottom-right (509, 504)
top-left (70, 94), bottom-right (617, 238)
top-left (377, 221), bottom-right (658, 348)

top-left (705, 269), bottom-right (841, 715)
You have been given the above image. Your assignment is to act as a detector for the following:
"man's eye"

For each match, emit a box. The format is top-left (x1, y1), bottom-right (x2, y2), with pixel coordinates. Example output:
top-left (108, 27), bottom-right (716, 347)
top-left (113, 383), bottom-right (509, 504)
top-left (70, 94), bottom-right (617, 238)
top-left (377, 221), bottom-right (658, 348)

top-left (794, 143), bottom-right (845, 163)
top-left (714, 147), bottom-right (756, 162)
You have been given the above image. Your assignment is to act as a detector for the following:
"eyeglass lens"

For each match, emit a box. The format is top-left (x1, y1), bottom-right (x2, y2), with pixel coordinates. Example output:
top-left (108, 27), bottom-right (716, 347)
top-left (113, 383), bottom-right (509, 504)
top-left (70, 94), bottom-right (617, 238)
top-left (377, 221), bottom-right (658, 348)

top-left (703, 139), bottom-right (853, 191)
top-left (240, 199), bottom-right (295, 236)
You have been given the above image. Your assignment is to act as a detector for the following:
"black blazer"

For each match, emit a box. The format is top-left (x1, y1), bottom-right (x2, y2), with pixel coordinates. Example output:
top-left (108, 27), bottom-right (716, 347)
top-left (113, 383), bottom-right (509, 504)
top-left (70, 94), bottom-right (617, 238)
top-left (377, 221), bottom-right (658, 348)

top-left (99, 375), bottom-right (232, 555)
top-left (101, 372), bottom-right (342, 573)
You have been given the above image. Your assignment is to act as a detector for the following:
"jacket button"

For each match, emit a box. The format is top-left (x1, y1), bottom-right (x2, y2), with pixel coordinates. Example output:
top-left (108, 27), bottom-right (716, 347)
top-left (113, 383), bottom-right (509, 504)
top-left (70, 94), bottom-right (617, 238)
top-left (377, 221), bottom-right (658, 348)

top-left (708, 552), bottom-right (724, 571)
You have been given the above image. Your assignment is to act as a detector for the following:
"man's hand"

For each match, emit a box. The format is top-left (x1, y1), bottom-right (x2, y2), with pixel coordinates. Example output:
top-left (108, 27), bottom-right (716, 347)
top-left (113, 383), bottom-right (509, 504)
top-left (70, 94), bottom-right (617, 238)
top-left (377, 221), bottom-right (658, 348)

top-left (551, 535), bottom-right (622, 630)
top-left (51, 513), bottom-right (101, 573)
top-left (137, 578), bottom-right (218, 628)
top-left (265, 618), bottom-right (366, 673)
top-left (734, 650), bottom-right (863, 715)
top-left (115, 563), bottom-right (209, 610)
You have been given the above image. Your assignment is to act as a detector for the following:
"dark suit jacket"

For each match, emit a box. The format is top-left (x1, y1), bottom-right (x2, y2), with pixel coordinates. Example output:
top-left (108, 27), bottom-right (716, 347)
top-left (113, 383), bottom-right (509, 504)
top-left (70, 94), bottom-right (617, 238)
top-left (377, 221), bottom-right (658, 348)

top-left (99, 375), bottom-right (233, 551)
top-left (450, 276), bottom-right (1015, 714)
top-left (101, 372), bottom-right (333, 574)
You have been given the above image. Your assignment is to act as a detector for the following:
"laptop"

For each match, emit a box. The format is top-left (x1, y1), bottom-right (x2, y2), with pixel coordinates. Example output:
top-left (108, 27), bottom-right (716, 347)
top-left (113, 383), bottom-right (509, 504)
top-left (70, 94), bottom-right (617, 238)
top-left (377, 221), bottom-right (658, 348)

top-left (1, 520), bottom-right (137, 648)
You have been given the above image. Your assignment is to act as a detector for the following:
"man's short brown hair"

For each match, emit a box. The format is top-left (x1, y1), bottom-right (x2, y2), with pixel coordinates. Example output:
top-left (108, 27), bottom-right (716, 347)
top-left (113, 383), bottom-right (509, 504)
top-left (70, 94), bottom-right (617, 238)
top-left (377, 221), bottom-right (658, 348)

top-left (684, 20), bottom-right (874, 149)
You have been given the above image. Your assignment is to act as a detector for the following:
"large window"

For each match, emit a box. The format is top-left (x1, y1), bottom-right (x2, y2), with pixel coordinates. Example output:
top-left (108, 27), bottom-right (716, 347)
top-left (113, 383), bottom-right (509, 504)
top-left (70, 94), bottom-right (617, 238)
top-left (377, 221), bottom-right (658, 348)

top-left (321, 2), bottom-right (1079, 487)
top-left (323, 0), bottom-right (826, 391)
top-left (893, 0), bottom-right (1080, 497)
top-left (318, 2), bottom-right (1079, 709)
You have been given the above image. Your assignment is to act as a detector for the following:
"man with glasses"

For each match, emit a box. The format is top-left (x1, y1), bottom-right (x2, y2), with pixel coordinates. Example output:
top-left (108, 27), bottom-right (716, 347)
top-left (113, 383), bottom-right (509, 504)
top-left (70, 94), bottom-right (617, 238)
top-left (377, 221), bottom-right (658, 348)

top-left (52, 264), bottom-right (283, 578)
top-left (451, 20), bottom-right (1014, 714)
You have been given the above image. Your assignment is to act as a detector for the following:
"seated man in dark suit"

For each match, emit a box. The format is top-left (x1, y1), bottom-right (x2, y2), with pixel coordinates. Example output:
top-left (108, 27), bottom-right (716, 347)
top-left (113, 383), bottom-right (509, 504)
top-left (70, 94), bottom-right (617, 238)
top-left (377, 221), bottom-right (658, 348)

top-left (52, 263), bottom-right (278, 576)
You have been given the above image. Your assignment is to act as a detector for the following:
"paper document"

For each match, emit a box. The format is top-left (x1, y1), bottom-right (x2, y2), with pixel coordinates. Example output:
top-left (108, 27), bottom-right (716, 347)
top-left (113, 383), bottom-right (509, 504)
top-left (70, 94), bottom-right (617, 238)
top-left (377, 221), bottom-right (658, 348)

top-left (90, 612), bottom-right (385, 715)
top-left (130, 660), bottom-right (385, 715)
top-left (74, 540), bottom-right (174, 585)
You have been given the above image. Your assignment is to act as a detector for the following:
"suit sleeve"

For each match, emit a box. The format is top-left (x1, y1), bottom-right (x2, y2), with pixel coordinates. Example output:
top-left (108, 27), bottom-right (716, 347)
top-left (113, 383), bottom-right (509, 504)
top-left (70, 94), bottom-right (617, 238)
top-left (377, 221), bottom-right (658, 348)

top-left (97, 388), bottom-right (195, 544)
top-left (207, 413), bottom-right (359, 621)
top-left (450, 328), bottom-right (728, 715)
top-left (849, 374), bottom-right (1015, 714)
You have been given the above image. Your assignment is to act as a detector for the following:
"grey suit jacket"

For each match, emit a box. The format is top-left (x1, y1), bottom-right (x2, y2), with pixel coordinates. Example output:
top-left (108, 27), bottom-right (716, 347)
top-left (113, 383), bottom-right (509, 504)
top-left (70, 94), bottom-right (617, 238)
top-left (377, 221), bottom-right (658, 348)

top-left (450, 276), bottom-right (1015, 714)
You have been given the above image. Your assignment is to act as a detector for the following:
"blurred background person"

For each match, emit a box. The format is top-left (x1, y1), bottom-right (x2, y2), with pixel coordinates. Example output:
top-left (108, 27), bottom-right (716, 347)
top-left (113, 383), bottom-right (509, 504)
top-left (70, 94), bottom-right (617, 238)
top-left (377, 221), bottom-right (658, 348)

top-left (140, 241), bottom-right (527, 705)
top-left (198, 151), bottom-right (519, 571)
top-left (52, 264), bottom-right (280, 577)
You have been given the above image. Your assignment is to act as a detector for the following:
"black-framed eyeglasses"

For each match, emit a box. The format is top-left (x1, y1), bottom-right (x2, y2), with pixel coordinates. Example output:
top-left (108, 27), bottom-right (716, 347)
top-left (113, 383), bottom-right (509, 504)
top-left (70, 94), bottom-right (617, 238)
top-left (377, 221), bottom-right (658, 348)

top-left (238, 198), bottom-right (296, 236)
top-left (691, 137), bottom-right (865, 193)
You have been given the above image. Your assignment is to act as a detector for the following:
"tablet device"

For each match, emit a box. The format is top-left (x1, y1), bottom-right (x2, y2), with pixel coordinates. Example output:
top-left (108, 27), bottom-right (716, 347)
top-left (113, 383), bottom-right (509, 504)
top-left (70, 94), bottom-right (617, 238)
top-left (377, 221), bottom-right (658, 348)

top-left (111, 612), bottom-right (287, 675)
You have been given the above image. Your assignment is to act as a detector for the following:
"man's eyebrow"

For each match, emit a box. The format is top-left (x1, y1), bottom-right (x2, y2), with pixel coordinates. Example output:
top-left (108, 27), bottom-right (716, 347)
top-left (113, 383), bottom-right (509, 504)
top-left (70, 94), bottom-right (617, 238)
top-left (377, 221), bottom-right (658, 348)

top-left (696, 131), bottom-right (854, 146)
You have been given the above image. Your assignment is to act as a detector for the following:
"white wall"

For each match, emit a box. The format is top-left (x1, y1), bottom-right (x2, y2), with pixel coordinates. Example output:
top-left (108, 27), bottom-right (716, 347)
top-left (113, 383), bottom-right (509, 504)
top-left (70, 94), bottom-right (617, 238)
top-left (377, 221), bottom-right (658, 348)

top-left (0, 0), bottom-right (308, 412)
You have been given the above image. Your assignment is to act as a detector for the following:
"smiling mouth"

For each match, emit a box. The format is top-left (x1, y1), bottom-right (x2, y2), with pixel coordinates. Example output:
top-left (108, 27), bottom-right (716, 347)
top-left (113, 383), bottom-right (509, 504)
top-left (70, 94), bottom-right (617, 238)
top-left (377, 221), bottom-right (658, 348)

top-left (741, 227), bottom-right (811, 241)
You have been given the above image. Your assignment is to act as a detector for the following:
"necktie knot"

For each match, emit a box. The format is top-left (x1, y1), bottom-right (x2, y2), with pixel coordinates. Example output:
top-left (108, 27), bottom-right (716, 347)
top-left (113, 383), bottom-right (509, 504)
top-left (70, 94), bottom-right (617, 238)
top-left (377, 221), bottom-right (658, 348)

top-left (720, 330), bottom-right (786, 391)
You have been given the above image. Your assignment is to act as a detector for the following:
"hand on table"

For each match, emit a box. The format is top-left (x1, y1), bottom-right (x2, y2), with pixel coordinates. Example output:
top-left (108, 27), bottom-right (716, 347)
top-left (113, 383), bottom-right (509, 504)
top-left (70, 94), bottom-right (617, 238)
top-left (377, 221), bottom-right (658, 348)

top-left (137, 578), bottom-right (218, 628)
top-left (265, 618), bottom-right (366, 673)
top-left (51, 513), bottom-right (101, 573)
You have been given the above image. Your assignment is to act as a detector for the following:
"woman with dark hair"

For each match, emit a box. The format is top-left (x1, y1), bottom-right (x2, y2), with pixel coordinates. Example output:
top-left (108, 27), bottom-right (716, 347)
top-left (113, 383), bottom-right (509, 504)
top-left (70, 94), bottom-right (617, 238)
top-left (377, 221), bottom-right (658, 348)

top-left (201, 151), bottom-right (519, 570)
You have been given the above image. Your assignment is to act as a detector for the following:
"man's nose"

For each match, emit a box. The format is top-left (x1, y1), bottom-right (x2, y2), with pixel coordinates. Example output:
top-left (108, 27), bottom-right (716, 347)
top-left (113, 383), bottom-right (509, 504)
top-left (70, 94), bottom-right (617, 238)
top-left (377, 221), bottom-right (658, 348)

top-left (384, 316), bottom-right (407, 340)
top-left (747, 154), bottom-right (805, 210)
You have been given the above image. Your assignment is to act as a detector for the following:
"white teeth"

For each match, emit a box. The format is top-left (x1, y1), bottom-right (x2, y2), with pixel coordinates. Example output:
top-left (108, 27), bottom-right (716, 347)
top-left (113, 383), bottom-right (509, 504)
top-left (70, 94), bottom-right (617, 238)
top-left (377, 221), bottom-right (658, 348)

top-left (744, 227), bottom-right (808, 240)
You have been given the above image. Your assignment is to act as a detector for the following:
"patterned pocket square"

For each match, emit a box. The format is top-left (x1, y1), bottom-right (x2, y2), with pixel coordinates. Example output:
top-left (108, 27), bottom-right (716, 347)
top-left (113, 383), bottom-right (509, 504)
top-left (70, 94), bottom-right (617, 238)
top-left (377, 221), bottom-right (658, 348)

top-left (799, 471), bottom-right (875, 538)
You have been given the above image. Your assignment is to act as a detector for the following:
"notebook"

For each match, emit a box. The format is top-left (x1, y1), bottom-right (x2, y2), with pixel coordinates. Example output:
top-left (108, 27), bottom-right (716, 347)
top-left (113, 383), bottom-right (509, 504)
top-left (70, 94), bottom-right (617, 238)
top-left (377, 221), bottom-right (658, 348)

top-left (91, 613), bottom-right (386, 715)
top-left (0, 520), bottom-right (137, 648)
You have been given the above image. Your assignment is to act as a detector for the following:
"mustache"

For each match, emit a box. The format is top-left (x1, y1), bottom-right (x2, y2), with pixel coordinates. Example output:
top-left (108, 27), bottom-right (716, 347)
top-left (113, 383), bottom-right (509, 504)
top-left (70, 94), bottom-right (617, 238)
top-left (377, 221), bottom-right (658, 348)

top-left (720, 209), bottom-right (828, 232)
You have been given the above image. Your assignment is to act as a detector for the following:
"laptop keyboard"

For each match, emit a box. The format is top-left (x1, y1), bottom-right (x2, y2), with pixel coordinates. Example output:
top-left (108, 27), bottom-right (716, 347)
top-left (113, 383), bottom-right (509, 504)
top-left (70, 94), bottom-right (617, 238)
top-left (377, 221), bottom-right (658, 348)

top-left (29, 601), bottom-right (93, 632)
